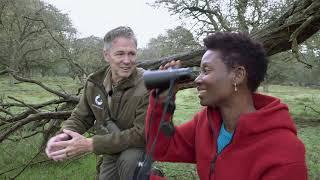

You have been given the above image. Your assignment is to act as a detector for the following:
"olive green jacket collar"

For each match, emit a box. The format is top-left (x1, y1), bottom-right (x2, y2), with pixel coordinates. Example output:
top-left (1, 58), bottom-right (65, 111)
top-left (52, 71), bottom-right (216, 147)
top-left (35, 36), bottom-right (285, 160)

top-left (87, 66), bottom-right (139, 92)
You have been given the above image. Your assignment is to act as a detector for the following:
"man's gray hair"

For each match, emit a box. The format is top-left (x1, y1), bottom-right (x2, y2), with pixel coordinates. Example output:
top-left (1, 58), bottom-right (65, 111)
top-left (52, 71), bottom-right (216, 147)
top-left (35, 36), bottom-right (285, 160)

top-left (103, 26), bottom-right (137, 50)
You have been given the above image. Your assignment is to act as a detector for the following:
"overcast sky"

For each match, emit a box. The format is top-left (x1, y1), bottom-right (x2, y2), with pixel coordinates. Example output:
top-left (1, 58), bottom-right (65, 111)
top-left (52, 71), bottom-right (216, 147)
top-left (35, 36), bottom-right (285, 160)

top-left (42, 0), bottom-right (181, 48)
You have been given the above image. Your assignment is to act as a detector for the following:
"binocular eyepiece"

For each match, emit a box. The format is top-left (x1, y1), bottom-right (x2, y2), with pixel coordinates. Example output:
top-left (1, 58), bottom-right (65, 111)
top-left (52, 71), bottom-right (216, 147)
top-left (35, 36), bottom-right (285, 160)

top-left (143, 68), bottom-right (193, 90)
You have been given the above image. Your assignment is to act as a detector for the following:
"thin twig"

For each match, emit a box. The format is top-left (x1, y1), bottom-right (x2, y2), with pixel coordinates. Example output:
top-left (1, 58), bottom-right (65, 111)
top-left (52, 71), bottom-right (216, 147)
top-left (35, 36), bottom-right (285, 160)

top-left (304, 105), bottom-right (320, 115)
top-left (63, 153), bottom-right (92, 168)
top-left (9, 72), bottom-right (78, 101)
top-left (0, 107), bottom-right (13, 116)
top-left (1, 98), bottom-right (78, 109)
top-left (10, 149), bottom-right (42, 179)
top-left (2, 99), bottom-right (73, 125)
top-left (76, 86), bottom-right (84, 96)
top-left (0, 111), bottom-right (72, 143)
top-left (0, 159), bottom-right (50, 175)
top-left (7, 96), bottom-right (39, 113)
top-left (289, 15), bottom-right (318, 69)
top-left (6, 130), bottom-right (43, 141)
top-left (57, 85), bottom-right (68, 95)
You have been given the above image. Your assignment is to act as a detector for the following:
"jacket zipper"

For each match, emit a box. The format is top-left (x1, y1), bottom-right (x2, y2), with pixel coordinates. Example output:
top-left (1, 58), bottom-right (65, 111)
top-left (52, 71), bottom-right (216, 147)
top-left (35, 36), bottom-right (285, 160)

top-left (210, 125), bottom-right (237, 179)
top-left (208, 110), bottom-right (218, 179)
top-left (209, 155), bottom-right (218, 179)
top-left (219, 126), bottom-right (237, 153)
top-left (207, 109), bottom-right (238, 179)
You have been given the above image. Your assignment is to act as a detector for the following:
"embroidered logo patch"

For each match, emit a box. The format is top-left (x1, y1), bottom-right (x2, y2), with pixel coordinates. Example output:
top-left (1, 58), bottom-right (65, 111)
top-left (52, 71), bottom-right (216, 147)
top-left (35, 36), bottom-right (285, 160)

top-left (95, 94), bottom-right (103, 106)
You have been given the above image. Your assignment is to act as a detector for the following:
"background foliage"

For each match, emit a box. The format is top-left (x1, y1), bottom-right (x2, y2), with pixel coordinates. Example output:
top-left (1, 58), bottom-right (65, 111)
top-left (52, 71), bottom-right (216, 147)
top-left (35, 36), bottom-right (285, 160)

top-left (0, 0), bottom-right (319, 179)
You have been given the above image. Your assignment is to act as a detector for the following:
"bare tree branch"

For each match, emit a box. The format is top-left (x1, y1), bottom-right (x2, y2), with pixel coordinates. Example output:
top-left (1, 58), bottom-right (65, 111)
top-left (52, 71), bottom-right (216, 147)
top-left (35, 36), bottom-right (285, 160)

top-left (142, 0), bottom-right (320, 69)
top-left (0, 68), bottom-right (12, 75)
top-left (0, 111), bottom-right (72, 143)
top-left (0, 159), bottom-right (50, 176)
top-left (235, 0), bottom-right (249, 32)
top-left (184, 4), bottom-right (231, 31)
top-left (0, 107), bottom-right (13, 117)
top-left (1, 98), bottom-right (77, 109)
top-left (7, 130), bottom-right (43, 141)
top-left (8, 96), bottom-right (40, 113)
top-left (10, 148), bottom-right (43, 179)
top-left (9, 72), bottom-right (78, 101)
top-left (138, 48), bottom-right (205, 70)
top-left (290, 15), bottom-right (318, 68)
top-left (0, 61), bottom-right (9, 68)
top-left (251, 0), bottom-right (320, 56)
top-left (1, 98), bottom-right (77, 124)
top-left (304, 105), bottom-right (320, 115)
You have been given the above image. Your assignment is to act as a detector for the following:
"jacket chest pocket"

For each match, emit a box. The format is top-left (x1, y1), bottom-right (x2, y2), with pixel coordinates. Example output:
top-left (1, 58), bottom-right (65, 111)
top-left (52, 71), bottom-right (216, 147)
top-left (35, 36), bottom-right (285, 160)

top-left (89, 93), bottom-right (110, 134)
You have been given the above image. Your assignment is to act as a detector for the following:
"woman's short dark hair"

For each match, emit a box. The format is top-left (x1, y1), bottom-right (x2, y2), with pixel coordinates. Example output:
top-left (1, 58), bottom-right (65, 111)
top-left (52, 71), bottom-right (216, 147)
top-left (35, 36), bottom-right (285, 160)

top-left (203, 32), bottom-right (268, 92)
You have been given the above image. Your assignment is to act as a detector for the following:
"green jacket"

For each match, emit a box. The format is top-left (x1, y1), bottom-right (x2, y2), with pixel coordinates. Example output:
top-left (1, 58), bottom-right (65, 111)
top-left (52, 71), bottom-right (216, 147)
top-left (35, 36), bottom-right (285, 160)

top-left (61, 66), bottom-right (149, 155)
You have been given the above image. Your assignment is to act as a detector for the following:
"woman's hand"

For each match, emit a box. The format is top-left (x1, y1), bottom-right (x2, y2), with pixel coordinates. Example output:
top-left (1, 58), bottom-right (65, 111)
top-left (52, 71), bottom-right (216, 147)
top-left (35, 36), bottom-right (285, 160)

top-left (159, 60), bottom-right (181, 70)
top-left (157, 60), bottom-right (182, 98)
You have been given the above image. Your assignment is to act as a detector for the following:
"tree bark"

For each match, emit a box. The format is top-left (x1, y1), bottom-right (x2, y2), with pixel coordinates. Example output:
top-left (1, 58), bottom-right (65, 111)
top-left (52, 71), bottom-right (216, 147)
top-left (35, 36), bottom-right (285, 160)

top-left (138, 0), bottom-right (320, 69)
top-left (251, 0), bottom-right (320, 56)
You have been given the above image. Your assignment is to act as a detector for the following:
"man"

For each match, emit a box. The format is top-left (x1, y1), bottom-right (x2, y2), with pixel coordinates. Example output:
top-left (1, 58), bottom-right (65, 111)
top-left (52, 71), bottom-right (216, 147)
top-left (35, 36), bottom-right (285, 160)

top-left (45, 26), bottom-right (149, 180)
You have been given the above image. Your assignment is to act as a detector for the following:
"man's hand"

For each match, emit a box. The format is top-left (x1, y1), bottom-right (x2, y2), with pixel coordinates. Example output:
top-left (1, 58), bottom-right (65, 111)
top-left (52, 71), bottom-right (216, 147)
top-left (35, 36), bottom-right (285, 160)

top-left (46, 129), bottom-right (93, 161)
top-left (45, 132), bottom-right (70, 160)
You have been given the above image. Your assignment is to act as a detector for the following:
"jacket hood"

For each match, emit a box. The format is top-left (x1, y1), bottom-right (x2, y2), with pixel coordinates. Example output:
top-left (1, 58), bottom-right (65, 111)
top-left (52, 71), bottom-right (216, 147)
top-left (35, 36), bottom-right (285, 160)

top-left (208, 93), bottom-right (297, 139)
top-left (235, 93), bottom-right (297, 138)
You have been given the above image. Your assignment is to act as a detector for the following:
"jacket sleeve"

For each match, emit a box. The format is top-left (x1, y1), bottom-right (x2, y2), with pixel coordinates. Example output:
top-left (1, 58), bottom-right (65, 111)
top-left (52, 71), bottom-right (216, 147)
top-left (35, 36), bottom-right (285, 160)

top-left (91, 92), bottom-right (149, 155)
top-left (261, 162), bottom-right (308, 180)
top-left (145, 91), bottom-right (197, 163)
top-left (60, 81), bottom-right (95, 134)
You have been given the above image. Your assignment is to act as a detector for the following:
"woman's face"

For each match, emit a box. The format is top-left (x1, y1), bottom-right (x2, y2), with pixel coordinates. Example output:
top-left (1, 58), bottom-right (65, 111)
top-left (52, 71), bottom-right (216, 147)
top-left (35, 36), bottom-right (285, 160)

top-left (195, 49), bottom-right (235, 107)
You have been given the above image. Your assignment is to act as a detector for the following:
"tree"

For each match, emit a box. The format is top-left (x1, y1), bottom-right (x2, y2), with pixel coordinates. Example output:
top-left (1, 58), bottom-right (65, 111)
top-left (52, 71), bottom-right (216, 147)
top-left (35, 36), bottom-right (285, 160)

top-left (264, 32), bottom-right (320, 87)
top-left (0, 0), bottom-right (76, 77)
top-left (150, 0), bottom-right (295, 35)
top-left (138, 26), bottom-right (201, 61)
top-left (0, 0), bottom-right (319, 177)
top-left (139, 0), bottom-right (320, 68)
top-left (71, 36), bottom-right (104, 75)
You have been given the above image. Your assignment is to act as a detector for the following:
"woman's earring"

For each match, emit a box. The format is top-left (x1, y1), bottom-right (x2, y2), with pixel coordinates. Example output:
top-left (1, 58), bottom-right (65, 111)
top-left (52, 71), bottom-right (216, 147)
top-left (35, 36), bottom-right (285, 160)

top-left (234, 83), bottom-right (238, 92)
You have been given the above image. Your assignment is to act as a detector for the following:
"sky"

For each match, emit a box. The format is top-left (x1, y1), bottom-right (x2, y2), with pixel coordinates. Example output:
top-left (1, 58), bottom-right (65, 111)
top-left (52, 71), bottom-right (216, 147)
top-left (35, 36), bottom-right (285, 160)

top-left (42, 0), bottom-right (181, 48)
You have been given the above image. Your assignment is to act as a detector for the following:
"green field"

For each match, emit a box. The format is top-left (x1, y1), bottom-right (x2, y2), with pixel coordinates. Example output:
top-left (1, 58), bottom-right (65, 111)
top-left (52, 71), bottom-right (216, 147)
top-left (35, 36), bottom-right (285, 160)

top-left (0, 77), bottom-right (319, 179)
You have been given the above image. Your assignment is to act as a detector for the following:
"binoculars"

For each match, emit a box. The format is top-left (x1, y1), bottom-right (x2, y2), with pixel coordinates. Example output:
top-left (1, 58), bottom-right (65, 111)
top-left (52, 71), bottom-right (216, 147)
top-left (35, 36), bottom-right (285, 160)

top-left (143, 68), bottom-right (193, 89)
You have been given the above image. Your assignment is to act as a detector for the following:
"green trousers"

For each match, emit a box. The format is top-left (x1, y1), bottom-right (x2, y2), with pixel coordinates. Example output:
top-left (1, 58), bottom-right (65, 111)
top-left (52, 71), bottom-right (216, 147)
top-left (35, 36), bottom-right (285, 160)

top-left (97, 148), bottom-right (144, 180)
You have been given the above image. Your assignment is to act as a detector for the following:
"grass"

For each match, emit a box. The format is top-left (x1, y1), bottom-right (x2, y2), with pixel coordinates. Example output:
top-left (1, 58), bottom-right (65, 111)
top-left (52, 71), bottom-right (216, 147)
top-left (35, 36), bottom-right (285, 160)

top-left (0, 76), bottom-right (82, 114)
top-left (0, 77), bottom-right (319, 179)
top-left (18, 154), bottom-right (97, 180)
top-left (260, 85), bottom-right (320, 119)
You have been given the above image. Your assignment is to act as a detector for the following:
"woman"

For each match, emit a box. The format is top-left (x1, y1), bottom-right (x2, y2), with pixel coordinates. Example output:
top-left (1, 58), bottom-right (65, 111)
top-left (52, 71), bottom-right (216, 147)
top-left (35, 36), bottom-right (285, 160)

top-left (145, 32), bottom-right (307, 180)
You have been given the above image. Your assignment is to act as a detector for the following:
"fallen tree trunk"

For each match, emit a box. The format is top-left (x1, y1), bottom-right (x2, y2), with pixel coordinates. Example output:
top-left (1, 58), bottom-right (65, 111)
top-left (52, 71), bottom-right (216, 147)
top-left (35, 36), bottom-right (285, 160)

top-left (138, 0), bottom-right (320, 69)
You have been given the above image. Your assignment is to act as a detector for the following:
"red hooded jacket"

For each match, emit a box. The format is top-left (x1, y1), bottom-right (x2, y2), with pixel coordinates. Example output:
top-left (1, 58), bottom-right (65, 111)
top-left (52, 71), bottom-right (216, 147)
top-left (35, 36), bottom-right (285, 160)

top-left (146, 93), bottom-right (307, 180)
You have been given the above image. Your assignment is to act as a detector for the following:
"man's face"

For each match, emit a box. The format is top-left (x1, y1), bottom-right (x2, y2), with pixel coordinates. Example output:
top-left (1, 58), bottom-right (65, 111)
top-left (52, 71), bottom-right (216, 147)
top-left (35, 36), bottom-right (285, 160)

top-left (103, 37), bottom-right (137, 83)
top-left (195, 50), bottom-right (235, 107)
